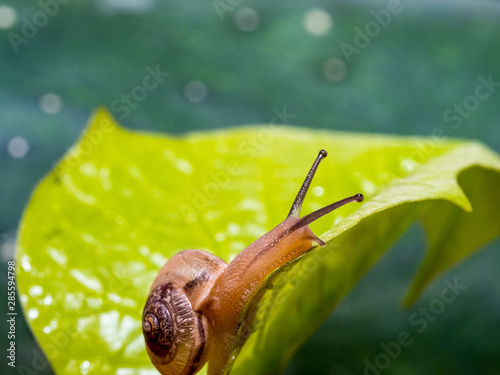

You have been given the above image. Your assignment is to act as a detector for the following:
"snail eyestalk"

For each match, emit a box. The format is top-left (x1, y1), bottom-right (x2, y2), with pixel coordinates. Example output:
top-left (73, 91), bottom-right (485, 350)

top-left (289, 193), bottom-right (364, 233)
top-left (286, 148), bottom-right (363, 231)
top-left (288, 149), bottom-right (328, 219)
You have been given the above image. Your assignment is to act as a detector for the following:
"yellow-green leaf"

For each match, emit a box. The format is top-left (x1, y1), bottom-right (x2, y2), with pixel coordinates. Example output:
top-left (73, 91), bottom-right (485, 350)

top-left (16, 109), bottom-right (500, 375)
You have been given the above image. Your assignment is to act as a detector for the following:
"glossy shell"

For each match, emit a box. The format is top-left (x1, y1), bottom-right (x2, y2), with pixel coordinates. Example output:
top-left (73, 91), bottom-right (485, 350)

top-left (143, 281), bottom-right (208, 375)
top-left (142, 250), bottom-right (227, 375)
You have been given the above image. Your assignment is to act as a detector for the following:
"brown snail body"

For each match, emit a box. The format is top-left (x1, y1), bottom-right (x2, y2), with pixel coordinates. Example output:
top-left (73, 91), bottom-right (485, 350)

top-left (143, 150), bottom-right (364, 375)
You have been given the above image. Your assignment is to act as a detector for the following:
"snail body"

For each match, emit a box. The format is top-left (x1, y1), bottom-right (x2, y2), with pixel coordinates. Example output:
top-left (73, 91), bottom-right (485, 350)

top-left (143, 150), bottom-right (364, 375)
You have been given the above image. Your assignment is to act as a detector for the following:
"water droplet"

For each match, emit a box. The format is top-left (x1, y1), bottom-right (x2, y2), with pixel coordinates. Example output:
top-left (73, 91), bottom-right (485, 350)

top-left (29, 285), bottom-right (43, 297)
top-left (128, 166), bottom-right (142, 179)
top-left (175, 158), bottom-right (193, 174)
top-left (400, 157), bottom-right (417, 173)
top-left (108, 292), bottom-right (122, 303)
top-left (87, 297), bottom-right (103, 309)
top-left (80, 360), bottom-right (92, 374)
top-left (43, 295), bottom-right (54, 305)
top-left (80, 162), bottom-right (98, 177)
top-left (150, 253), bottom-right (168, 268)
top-left (312, 186), bottom-right (324, 197)
top-left (139, 245), bottom-right (150, 256)
top-left (360, 179), bottom-right (376, 196)
top-left (70, 270), bottom-right (103, 293)
top-left (28, 308), bottom-right (39, 320)
top-left (227, 223), bottom-right (241, 236)
top-left (82, 233), bottom-right (95, 243)
top-left (21, 255), bottom-right (32, 272)
top-left (47, 246), bottom-right (67, 267)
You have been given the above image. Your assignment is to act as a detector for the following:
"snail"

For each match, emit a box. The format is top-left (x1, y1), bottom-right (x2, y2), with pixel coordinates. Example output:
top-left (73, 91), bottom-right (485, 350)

top-left (142, 150), bottom-right (364, 375)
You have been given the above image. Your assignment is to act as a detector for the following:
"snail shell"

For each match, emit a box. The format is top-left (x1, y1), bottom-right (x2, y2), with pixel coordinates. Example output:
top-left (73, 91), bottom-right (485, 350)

top-left (143, 250), bottom-right (227, 375)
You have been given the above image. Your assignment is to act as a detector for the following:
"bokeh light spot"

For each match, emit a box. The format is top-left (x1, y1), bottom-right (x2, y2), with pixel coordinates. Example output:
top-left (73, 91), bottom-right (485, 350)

top-left (0, 6), bottom-right (17, 29)
top-left (304, 8), bottom-right (332, 36)
top-left (234, 8), bottom-right (260, 32)
top-left (184, 80), bottom-right (208, 103)
top-left (39, 93), bottom-right (63, 115)
top-left (323, 58), bottom-right (347, 82)
top-left (98, 0), bottom-right (156, 14)
top-left (8, 137), bottom-right (29, 158)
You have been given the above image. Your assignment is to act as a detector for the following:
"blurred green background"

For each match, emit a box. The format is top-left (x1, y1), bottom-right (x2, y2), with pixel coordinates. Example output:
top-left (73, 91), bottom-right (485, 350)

top-left (1, 0), bottom-right (500, 374)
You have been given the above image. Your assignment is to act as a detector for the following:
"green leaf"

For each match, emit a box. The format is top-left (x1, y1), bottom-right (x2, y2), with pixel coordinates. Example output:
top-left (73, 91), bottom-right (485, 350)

top-left (16, 109), bottom-right (500, 375)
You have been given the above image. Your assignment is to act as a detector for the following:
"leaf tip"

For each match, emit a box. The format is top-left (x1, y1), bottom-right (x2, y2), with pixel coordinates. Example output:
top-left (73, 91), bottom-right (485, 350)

top-left (51, 108), bottom-right (122, 176)
top-left (87, 106), bottom-right (123, 133)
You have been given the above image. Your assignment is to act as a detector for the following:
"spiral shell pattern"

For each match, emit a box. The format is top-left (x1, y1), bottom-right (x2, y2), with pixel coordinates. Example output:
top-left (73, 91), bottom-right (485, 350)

top-left (142, 281), bottom-right (207, 375)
